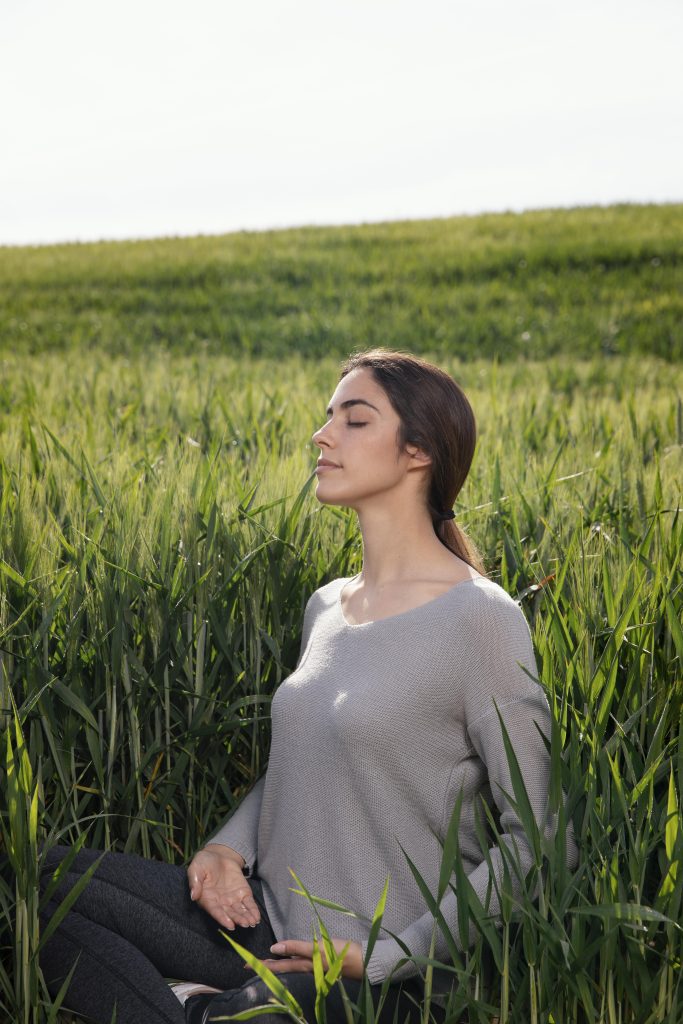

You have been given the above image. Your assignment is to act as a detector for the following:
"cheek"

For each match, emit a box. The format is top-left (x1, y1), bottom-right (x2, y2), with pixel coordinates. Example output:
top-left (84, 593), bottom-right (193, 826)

top-left (348, 434), bottom-right (398, 472)
top-left (350, 447), bottom-right (406, 492)
top-left (367, 437), bottom-right (404, 475)
top-left (361, 427), bottom-right (401, 460)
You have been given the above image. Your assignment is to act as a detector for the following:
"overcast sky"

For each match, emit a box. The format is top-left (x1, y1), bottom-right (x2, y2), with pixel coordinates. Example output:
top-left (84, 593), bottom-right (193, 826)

top-left (2, 0), bottom-right (681, 246)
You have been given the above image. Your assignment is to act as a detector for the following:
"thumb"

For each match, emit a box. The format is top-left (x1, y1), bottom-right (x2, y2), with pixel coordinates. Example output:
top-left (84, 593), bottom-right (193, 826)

top-left (188, 867), bottom-right (204, 901)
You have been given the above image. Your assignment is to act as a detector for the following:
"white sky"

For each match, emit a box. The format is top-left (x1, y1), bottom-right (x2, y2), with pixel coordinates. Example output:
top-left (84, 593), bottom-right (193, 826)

top-left (2, 0), bottom-right (682, 246)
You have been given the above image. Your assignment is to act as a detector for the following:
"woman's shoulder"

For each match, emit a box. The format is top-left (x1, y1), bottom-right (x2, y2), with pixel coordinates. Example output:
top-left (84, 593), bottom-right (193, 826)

top-left (302, 576), bottom-right (349, 616)
top-left (308, 576), bottom-right (348, 601)
top-left (441, 575), bottom-right (534, 646)
top-left (445, 574), bottom-right (523, 614)
top-left (447, 578), bottom-right (543, 716)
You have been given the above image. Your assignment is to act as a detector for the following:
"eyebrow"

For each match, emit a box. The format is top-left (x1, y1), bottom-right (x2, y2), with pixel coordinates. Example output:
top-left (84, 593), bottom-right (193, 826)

top-left (326, 398), bottom-right (381, 417)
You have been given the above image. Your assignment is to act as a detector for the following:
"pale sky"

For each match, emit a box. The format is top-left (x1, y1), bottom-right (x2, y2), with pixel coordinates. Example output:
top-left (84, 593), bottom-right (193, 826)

top-left (2, 0), bottom-right (682, 246)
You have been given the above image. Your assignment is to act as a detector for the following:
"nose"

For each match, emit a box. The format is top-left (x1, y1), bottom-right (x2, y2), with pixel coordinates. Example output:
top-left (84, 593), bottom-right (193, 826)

top-left (312, 421), bottom-right (333, 449)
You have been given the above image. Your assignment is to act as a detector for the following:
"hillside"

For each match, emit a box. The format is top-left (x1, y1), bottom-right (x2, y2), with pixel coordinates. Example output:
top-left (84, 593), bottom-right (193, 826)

top-left (1, 203), bottom-right (681, 361)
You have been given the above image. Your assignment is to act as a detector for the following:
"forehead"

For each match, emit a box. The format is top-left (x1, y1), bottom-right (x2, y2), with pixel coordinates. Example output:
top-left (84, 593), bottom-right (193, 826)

top-left (327, 367), bottom-right (389, 410)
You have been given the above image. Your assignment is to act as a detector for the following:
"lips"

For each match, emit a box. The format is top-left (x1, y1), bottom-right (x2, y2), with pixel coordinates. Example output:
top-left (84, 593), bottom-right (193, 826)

top-left (316, 459), bottom-right (340, 470)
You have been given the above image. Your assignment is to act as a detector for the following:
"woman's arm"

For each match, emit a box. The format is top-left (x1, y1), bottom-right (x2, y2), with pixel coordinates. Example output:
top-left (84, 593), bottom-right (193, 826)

top-left (203, 591), bottom-right (319, 873)
top-left (361, 695), bottom-right (557, 981)
top-left (206, 775), bottom-right (266, 877)
top-left (363, 601), bottom-right (578, 984)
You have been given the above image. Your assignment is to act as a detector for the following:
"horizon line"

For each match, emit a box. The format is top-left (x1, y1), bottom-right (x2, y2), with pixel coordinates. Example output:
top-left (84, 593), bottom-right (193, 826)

top-left (2, 197), bottom-right (682, 252)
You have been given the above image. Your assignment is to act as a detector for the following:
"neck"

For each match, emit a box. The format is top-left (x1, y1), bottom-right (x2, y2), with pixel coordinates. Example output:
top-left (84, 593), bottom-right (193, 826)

top-left (354, 500), bottom-right (448, 589)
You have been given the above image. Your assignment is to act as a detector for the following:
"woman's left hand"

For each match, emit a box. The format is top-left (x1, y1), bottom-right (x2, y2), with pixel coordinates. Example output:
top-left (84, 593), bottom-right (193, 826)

top-left (252, 938), bottom-right (365, 979)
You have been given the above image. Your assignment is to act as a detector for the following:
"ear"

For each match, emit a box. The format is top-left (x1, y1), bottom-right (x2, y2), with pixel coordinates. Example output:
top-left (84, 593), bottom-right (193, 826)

top-left (405, 444), bottom-right (432, 469)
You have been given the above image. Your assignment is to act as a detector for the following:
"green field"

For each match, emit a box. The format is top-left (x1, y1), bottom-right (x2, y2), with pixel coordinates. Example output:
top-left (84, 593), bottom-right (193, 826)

top-left (1, 203), bottom-right (682, 361)
top-left (1, 204), bottom-right (682, 1023)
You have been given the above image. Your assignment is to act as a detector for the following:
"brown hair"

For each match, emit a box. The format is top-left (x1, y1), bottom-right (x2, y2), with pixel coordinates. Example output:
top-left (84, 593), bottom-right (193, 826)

top-left (340, 348), bottom-right (485, 574)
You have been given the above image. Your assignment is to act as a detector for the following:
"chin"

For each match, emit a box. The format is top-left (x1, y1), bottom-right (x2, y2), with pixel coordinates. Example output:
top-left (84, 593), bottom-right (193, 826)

top-left (315, 492), bottom-right (340, 507)
top-left (314, 484), bottom-right (349, 509)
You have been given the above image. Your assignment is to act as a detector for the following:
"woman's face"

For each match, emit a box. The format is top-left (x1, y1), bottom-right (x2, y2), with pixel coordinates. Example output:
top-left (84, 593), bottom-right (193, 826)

top-left (312, 367), bottom-right (427, 511)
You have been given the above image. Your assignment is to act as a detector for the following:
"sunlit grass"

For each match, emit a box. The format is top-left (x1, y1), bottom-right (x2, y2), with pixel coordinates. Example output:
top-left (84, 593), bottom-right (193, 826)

top-left (0, 345), bottom-right (681, 1022)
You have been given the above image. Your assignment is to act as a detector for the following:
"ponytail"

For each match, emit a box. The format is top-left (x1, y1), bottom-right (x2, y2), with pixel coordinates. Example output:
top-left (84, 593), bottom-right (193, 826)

top-left (434, 518), bottom-right (485, 574)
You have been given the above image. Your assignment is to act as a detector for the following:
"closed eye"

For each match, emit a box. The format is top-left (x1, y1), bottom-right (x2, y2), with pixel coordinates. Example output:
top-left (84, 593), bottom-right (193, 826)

top-left (347, 422), bottom-right (368, 428)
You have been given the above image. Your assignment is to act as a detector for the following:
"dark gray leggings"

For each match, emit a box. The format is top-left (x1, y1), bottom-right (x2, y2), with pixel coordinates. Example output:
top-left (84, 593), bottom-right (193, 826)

top-left (39, 846), bottom-right (438, 1024)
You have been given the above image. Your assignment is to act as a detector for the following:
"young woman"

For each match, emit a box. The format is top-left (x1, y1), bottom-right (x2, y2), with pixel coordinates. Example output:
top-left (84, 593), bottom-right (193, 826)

top-left (41, 350), bottom-right (567, 1024)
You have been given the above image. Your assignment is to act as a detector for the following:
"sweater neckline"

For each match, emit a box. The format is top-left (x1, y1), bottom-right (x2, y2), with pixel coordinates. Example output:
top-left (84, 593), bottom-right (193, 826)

top-left (336, 574), bottom-right (487, 629)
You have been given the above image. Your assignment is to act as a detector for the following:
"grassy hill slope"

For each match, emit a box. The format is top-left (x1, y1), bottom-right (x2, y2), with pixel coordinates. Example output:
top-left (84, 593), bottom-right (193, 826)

top-left (1, 203), bottom-right (681, 361)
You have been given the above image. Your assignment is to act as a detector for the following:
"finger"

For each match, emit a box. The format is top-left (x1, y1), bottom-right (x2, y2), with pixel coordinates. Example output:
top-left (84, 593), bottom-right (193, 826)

top-left (219, 902), bottom-right (260, 930)
top-left (224, 905), bottom-right (251, 928)
top-left (228, 887), bottom-right (260, 914)
top-left (269, 941), bottom-right (314, 959)
top-left (200, 898), bottom-right (237, 930)
top-left (187, 868), bottom-right (203, 902)
top-left (238, 903), bottom-right (260, 927)
top-left (239, 899), bottom-right (261, 926)
top-left (216, 898), bottom-right (256, 926)
top-left (238, 890), bottom-right (261, 914)
top-left (255, 959), bottom-right (314, 974)
top-left (199, 887), bottom-right (260, 928)
top-left (245, 896), bottom-right (261, 922)
top-left (223, 891), bottom-right (261, 926)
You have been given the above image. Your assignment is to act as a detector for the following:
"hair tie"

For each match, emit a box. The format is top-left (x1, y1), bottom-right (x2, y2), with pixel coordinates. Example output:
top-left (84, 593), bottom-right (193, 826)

top-left (437, 509), bottom-right (455, 521)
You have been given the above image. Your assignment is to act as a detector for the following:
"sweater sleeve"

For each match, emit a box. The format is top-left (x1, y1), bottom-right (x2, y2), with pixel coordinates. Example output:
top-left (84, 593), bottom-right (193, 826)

top-left (204, 592), bottom-right (319, 877)
top-left (362, 597), bottom-right (576, 984)
top-left (208, 775), bottom-right (266, 876)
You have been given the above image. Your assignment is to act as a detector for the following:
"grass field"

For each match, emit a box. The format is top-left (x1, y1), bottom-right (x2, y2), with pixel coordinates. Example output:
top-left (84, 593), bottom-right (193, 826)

top-left (1, 203), bottom-right (682, 362)
top-left (1, 204), bottom-right (682, 1023)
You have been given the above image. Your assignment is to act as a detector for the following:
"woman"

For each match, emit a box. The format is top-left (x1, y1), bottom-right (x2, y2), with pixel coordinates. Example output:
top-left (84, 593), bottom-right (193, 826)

top-left (41, 350), bottom-right (567, 1024)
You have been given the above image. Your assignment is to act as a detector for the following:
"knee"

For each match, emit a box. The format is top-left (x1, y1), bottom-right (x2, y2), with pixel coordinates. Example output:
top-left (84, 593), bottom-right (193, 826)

top-left (218, 978), bottom-right (274, 1012)
top-left (195, 979), bottom-right (292, 1024)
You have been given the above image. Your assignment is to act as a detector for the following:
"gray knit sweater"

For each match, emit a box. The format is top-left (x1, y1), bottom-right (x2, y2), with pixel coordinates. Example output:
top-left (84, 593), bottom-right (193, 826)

top-left (211, 575), bottom-right (567, 986)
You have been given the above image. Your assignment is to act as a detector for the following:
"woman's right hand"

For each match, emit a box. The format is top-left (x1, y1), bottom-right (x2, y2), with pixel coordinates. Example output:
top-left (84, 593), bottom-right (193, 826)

top-left (187, 844), bottom-right (261, 930)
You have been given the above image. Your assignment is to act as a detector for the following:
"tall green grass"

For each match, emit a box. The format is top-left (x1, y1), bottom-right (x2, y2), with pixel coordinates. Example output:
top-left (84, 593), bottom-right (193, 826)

top-left (1, 347), bottom-right (681, 1021)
